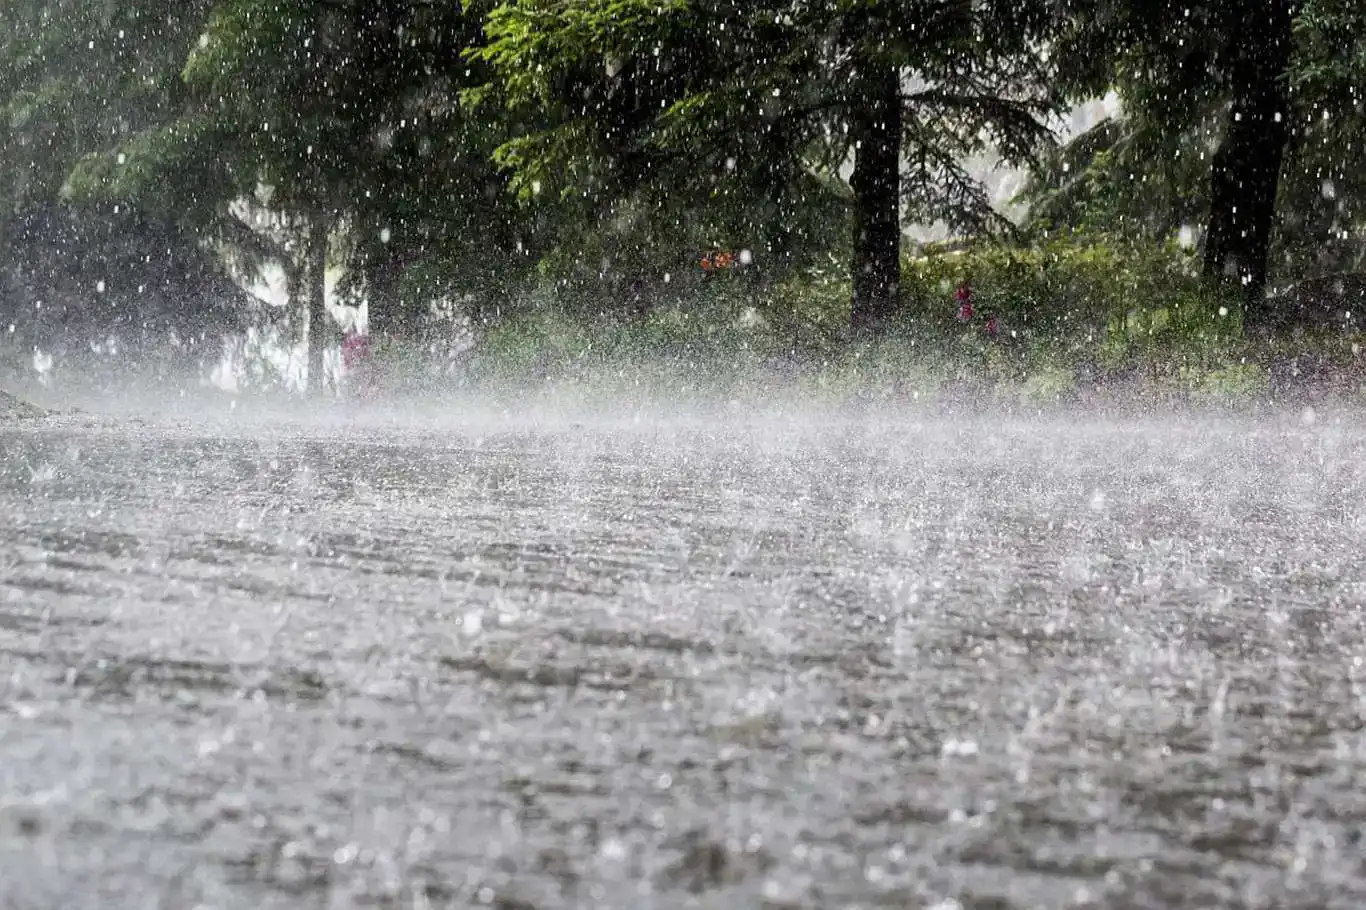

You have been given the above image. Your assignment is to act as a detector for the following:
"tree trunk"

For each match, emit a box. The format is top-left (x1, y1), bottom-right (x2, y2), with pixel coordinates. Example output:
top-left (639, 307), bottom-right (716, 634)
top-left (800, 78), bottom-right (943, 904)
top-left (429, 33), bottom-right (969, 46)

top-left (1202, 0), bottom-right (1295, 325)
top-left (849, 62), bottom-right (902, 333)
top-left (367, 244), bottom-right (428, 341)
top-left (365, 250), bottom-right (404, 340)
top-left (306, 216), bottom-right (329, 396)
top-left (284, 251), bottom-right (305, 375)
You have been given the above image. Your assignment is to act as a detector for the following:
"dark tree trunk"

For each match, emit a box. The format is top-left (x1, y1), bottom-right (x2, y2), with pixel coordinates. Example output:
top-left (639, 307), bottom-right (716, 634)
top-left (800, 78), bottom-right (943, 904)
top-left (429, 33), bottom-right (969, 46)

top-left (1202, 0), bottom-right (1295, 325)
top-left (849, 62), bottom-right (902, 333)
top-left (306, 216), bottom-right (329, 396)
top-left (365, 249), bottom-right (407, 340)
top-left (284, 252), bottom-right (304, 355)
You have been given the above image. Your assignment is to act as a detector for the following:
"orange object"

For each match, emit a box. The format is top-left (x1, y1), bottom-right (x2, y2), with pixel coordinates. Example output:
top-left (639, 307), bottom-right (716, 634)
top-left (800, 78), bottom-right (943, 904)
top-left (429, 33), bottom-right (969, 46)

top-left (701, 250), bottom-right (736, 272)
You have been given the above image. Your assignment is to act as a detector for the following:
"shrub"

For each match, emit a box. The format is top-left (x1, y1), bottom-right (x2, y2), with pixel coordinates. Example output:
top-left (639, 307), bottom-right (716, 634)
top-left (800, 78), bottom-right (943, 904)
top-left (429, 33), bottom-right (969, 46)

top-left (903, 232), bottom-right (1237, 342)
top-left (456, 230), bottom-right (1366, 406)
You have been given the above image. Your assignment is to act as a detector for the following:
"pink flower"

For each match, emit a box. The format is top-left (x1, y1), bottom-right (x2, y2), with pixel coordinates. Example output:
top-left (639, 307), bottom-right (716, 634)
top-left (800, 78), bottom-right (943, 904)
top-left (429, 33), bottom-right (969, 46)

top-left (954, 284), bottom-right (974, 322)
top-left (342, 332), bottom-right (372, 369)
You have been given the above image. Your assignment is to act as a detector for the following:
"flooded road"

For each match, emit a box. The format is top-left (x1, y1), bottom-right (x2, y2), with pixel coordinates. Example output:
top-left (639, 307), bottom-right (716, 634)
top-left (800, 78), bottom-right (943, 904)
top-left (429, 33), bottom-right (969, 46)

top-left (3, 410), bottom-right (1366, 909)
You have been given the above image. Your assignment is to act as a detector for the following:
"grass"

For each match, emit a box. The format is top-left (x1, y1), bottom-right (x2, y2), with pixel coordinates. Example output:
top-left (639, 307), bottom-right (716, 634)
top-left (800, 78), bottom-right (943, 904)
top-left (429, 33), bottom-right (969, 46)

top-left (429, 237), bottom-right (1365, 413)
top-left (394, 314), bottom-right (1358, 416)
top-left (42, 234), bottom-right (1341, 415)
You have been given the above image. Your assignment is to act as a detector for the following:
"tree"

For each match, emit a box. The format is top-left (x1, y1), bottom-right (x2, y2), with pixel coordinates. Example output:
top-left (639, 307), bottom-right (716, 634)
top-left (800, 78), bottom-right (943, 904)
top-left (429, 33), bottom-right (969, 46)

top-left (1280, 0), bottom-right (1366, 281)
top-left (1026, 0), bottom-right (1366, 323)
top-left (474, 0), bottom-right (1060, 332)
top-left (0, 0), bottom-right (248, 374)
top-left (65, 0), bottom-right (540, 393)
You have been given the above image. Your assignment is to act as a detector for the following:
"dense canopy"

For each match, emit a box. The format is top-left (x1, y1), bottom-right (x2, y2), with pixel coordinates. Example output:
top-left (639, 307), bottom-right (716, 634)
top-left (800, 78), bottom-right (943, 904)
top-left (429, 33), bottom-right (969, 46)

top-left (2, 0), bottom-right (1364, 388)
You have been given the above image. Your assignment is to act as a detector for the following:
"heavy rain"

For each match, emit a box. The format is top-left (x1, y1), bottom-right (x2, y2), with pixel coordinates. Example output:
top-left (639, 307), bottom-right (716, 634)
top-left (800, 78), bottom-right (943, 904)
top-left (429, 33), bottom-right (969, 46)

top-left (4, 1), bottom-right (1366, 908)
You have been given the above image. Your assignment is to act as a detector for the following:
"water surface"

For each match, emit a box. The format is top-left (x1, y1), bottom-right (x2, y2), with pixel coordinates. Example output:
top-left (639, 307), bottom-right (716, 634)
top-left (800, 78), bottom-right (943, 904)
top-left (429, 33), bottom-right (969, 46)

top-left (2, 410), bottom-right (1365, 908)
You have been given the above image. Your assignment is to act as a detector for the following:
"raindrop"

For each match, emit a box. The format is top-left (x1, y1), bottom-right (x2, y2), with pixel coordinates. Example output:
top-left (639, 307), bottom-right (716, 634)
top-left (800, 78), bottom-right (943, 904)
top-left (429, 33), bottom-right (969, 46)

top-left (941, 738), bottom-right (978, 757)
top-left (379, 227), bottom-right (391, 244)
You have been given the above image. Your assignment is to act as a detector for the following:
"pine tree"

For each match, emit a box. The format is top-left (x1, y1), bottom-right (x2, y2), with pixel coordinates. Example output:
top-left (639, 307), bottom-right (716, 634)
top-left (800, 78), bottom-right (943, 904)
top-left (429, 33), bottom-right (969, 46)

top-left (474, 0), bottom-right (1060, 331)
top-left (63, 0), bottom-right (537, 391)
top-left (0, 0), bottom-right (245, 371)
top-left (1025, 0), bottom-right (1366, 323)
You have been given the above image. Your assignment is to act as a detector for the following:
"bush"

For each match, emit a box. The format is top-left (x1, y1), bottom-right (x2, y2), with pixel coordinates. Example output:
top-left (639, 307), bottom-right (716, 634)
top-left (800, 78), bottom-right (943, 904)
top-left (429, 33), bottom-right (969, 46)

top-left (452, 231), bottom-right (1365, 407)
top-left (901, 232), bottom-right (1238, 345)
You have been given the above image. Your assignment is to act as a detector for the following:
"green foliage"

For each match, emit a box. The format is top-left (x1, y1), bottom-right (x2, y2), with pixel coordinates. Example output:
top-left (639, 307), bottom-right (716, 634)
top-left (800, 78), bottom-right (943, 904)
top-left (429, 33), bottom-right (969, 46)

top-left (1278, 0), bottom-right (1366, 278)
top-left (475, 0), bottom-right (1063, 326)
top-left (6, 0), bottom-right (1366, 397)
top-left (0, 1), bottom-right (254, 365)
top-left (1189, 362), bottom-right (1268, 405)
top-left (63, 114), bottom-right (233, 222)
top-left (1015, 118), bottom-right (1210, 241)
top-left (900, 234), bottom-right (1238, 350)
top-left (65, 0), bottom-right (546, 347)
top-left (1293, 0), bottom-right (1366, 87)
top-left (1025, 0), bottom-right (1366, 286)
top-left (457, 231), bottom-right (1292, 407)
top-left (0, 0), bottom-right (214, 211)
